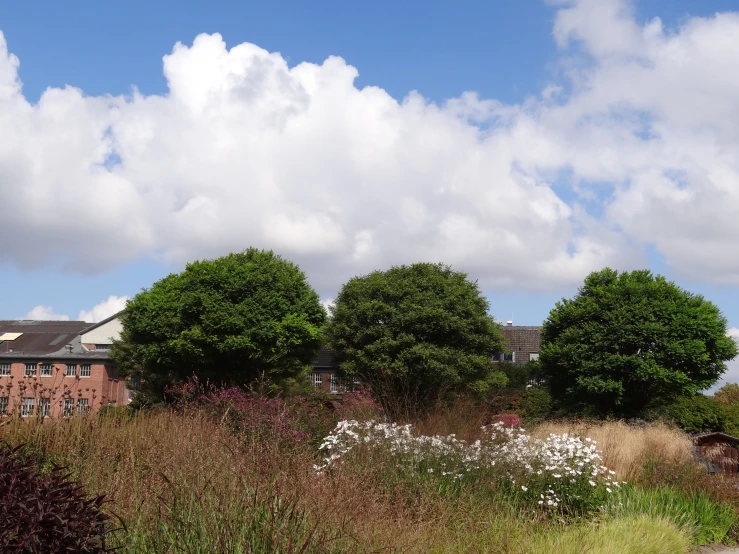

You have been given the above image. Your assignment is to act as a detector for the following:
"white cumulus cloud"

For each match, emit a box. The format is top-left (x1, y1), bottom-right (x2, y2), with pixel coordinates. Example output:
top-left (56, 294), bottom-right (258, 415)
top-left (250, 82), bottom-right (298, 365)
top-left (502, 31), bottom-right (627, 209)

top-left (78, 296), bottom-right (129, 323)
top-left (1, 0), bottom-right (739, 294)
top-left (24, 305), bottom-right (70, 321)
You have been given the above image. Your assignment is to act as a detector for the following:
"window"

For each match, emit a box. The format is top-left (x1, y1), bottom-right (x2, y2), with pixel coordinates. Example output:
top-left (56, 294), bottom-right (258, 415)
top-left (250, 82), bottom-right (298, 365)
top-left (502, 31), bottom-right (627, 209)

top-left (129, 375), bottom-right (141, 390)
top-left (63, 398), bottom-right (74, 417)
top-left (25, 363), bottom-right (37, 377)
top-left (66, 364), bottom-right (77, 377)
top-left (0, 396), bottom-right (8, 414)
top-left (40, 363), bottom-right (53, 377)
top-left (77, 398), bottom-right (89, 415)
top-left (493, 352), bottom-right (515, 362)
top-left (0, 363), bottom-right (10, 376)
top-left (312, 372), bottom-right (322, 388)
top-left (330, 373), bottom-right (339, 393)
top-left (80, 364), bottom-right (91, 378)
top-left (38, 398), bottom-right (50, 418)
top-left (21, 397), bottom-right (34, 417)
top-left (94, 344), bottom-right (111, 351)
top-left (347, 376), bottom-right (361, 392)
top-left (529, 352), bottom-right (539, 362)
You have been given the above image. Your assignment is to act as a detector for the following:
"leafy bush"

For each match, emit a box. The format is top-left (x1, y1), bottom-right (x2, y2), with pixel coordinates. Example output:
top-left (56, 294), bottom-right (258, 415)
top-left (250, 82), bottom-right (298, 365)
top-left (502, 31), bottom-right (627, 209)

top-left (0, 443), bottom-right (114, 553)
top-left (665, 394), bottom-right (726, 433)
top-left (517, 387), bottom-right (553, 424)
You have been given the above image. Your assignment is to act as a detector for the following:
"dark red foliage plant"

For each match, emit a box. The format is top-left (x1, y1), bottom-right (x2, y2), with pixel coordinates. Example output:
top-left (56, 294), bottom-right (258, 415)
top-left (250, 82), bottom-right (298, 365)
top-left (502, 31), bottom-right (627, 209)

top-left (0, 443), bottom-right (116, 553)
top-left (495, 414), bottom-right (521, 428)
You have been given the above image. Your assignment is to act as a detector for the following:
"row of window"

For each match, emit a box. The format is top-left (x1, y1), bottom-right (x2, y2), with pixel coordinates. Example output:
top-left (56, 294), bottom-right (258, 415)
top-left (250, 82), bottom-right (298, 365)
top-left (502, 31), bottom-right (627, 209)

top-left (312, 373), bottom-right (361, 393)
top-left (0, 363), bottom-right (91, 378)
top-left (0, 396), bottom-right (89, 417)
top-left (492, 352), bottom-right (539, 363)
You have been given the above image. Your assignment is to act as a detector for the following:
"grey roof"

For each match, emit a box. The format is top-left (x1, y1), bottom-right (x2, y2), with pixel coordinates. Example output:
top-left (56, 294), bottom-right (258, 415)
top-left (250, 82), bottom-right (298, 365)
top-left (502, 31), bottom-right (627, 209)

top-left (0, 322), bottom-right (111, 361)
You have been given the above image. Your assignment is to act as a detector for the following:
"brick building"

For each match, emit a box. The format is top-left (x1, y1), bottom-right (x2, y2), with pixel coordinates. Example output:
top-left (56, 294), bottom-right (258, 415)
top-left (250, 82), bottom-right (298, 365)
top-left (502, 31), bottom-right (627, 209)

top-left (0, 319), bottom-right (129, 418)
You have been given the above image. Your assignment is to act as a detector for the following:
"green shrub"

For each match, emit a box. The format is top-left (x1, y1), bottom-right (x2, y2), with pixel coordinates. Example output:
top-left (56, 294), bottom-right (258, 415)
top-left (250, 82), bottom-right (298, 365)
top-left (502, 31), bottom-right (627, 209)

top-left (0, 443), bottom-right (115, 553)
top-left (517, 387), bottom-right (552, 424)
top-left (666, 394), bottom-right (726, 433)
top-left (608, 484), bottom-right (736, 545)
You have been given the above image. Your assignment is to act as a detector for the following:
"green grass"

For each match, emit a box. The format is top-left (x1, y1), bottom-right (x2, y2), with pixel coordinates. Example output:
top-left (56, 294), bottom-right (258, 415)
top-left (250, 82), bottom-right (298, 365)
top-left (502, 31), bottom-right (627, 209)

top-left (530, 515), bottom-right (691, 554)
top-left (607, 484), bottom-right (736, 545)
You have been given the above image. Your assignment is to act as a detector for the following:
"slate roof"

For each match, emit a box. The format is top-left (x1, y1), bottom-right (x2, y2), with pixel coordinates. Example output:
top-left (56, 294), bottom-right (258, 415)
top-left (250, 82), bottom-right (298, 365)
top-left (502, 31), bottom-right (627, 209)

top-left (0, 321), bottom-right (111, 361)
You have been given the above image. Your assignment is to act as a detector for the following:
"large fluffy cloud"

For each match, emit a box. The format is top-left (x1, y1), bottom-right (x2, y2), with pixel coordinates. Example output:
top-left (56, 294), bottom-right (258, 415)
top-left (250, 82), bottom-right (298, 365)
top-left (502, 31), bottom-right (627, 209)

top-left (25, 306), bottom-right (70, 321)
top-left (1, 0), bottom-right (739, 294)
top-left (22, 295), bottom-right (129, 323)
top-left (77, 295), bottom-right (129, 323)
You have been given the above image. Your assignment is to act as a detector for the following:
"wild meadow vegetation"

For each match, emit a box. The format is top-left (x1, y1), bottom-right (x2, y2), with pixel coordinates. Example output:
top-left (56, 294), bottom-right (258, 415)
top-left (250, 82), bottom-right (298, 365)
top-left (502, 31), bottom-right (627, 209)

top-left (5, 255), bottom-right (737, 552)
top-left (2, 386), bottom-right (739, 553)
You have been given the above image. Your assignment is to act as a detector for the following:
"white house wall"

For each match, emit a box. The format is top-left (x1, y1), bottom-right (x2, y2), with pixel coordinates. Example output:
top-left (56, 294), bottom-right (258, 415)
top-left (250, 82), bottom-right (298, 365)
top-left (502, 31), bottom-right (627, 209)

top-left (81, 318), bottom-right (123, 344)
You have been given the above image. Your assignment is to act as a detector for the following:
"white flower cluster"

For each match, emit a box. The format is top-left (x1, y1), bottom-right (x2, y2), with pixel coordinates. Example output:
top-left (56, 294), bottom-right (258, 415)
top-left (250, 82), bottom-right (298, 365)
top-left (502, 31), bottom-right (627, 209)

top-left (314, 420), bottom-right (466, 473)
top-left (315, 420), bottom-right (624, 509)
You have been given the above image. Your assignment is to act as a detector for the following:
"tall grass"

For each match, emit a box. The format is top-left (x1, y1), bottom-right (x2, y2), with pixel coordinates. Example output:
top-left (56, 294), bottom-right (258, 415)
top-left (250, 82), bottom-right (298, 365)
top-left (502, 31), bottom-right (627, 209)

top-left (0, 409), bottom-right (721, 553)
top-left (607, 485), bottom-right (736, 545)
top-left (531, 515), bottom-right (691, 554)
top-left (532, 420), bottom-right (694, 480)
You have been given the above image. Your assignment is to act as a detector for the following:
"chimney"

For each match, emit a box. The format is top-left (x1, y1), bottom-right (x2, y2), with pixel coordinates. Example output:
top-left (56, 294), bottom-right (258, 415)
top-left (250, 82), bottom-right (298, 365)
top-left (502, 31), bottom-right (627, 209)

top-left (506, 321), bottom-right (513, 327)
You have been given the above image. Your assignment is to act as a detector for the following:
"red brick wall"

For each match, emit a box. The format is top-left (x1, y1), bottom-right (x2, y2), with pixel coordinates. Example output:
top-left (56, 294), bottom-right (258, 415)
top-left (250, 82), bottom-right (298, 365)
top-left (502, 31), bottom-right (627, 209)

top-left (0, 360), bottom-right (129, 418)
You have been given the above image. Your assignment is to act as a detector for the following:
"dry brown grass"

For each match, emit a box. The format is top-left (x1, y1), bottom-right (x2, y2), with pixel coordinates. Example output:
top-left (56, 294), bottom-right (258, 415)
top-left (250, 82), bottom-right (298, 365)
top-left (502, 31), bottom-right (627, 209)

top-left (0, 411), bottom-right (529, 552)
top-left (0, 410), bottom-right (702, 553)
top-left (531, 420), bottom-right (695, 480)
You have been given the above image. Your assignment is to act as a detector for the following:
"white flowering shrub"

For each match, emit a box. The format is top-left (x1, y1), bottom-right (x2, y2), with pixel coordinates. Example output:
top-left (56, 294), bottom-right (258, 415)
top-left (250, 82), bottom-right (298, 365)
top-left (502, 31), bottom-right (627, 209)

top-left (315, 420), bottom-right (624, 516)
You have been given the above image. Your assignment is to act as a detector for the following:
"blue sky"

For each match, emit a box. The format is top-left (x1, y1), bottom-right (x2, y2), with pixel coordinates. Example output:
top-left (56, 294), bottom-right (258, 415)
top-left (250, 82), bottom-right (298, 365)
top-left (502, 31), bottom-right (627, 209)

top-left (0, 0), bottom-right (737, 381)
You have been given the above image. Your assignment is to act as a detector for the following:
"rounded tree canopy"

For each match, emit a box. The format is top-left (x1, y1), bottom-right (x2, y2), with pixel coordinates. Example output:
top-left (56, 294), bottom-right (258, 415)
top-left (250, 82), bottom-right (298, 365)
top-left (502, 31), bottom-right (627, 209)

top-left (113, 248), bottom-right (326, 395)
top-left (540, 268), bottom-right (738, 418)
top-left (326, 262), bottom-right (506, 415)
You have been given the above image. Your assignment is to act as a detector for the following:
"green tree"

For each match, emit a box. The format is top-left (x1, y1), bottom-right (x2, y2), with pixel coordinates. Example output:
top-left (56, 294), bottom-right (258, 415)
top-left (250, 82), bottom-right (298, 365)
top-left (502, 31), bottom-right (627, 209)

top-left (111, 249), bottom-right (326, 401)
top-left (714, 383), bottom-right (739, 405)
top-left (540, 268), bottom-right (738, 418)
top-left (325, 262), bottom-right (506, 415)
top-left (666, 395), bottom-right (726, 434)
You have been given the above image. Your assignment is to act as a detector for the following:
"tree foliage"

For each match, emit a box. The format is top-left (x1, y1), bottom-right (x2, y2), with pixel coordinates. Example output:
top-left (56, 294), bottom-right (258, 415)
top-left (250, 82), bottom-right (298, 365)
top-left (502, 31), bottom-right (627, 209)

top-left (111, 249), bottom-right (326, 400)
top-left (325, 262), bottom-right (506, 415)
top-left (666, 395), bottom-right (727, 434)
top-left (540, 268), bottom-right (738, 418)
top-left (714, 383), bottom-right (739, 405)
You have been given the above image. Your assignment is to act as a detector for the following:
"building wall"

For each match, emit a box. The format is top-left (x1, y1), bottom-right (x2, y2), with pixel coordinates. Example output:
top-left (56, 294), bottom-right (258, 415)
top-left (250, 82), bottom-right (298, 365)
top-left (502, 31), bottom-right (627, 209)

top-left (80, 318), bottom-right (123, 346)
top-left (0, 360), bottom-right (129, 418)
top-left (311, 370), bottom-right (358, 394)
